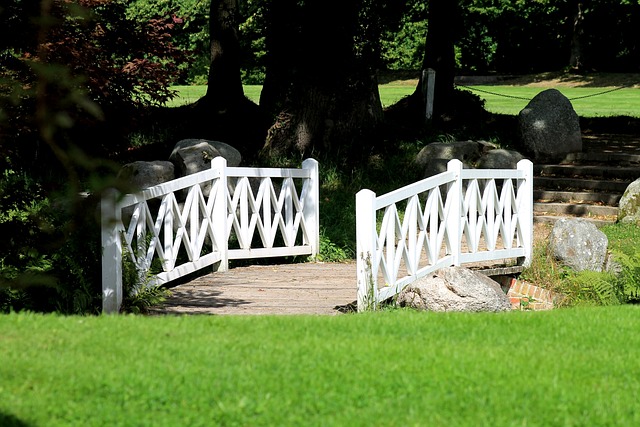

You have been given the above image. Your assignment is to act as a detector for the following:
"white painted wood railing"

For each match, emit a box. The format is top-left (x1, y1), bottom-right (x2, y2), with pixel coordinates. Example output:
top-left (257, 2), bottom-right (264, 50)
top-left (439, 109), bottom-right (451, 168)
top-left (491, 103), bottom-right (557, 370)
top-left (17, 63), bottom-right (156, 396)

top-left (101, 157), bottom-right (319, 313)
top-left (356, 159), bottom-right (533, 311)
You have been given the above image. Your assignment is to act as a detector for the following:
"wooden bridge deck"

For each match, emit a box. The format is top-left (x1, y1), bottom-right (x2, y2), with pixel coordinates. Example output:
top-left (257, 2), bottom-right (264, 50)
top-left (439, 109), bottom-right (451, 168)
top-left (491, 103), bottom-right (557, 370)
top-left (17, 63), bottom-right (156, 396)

top-left (149, 262), bottom-right (358, 316)
top-left (148, 258), bottom-right (523, 316)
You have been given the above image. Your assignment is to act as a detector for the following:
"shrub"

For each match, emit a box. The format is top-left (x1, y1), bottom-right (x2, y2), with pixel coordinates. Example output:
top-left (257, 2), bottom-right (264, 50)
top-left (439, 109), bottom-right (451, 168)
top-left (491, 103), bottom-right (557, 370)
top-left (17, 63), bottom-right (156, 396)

top-left (0, 167), bottom-right (102, 314)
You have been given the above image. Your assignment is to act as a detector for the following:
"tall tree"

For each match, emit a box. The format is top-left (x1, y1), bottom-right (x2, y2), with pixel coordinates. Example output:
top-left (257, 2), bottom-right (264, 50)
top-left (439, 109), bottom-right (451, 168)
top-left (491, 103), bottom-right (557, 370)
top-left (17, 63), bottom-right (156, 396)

top-left (190, 0), bottom-right (267, 158)
top-left (205, 0), bottom-right (244, 108)
top-left (259, 0), bottom-right (384, 161)
top-left (413, 0), bottom-right (460, 118)
top-left (569, 1), bottom-right (585, 71)
top-left (384, 0), bottom-right (465, 132)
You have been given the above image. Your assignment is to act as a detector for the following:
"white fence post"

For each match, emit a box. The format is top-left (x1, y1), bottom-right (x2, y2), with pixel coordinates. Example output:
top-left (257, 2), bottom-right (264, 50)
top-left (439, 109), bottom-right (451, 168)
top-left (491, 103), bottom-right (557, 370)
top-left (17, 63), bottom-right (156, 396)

top-left (447, 159), bottom-right (463, 266)
top-left (422, 68), bottom-right (436, 121)
top-left (211, 157), bottom-right (229, 272)
top-left (356, 189), bottom-right (377, 311)
top-left (101, 188), bottom-right (123, 314)
top-left (517, 159), bottom-right (534, 267)
top-left (302, 158), bottom-right (320, 256)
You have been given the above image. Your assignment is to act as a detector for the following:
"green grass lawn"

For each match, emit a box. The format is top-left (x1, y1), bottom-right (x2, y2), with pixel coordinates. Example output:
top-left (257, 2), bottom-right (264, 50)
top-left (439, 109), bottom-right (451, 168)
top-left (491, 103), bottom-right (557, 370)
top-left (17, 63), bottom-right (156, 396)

top-left (460, 86), bottom-right (640, 117)
top-left (168, 84), bottom-right (412, 108)
top-left (2, 306), bottom-right (640, 426)
top-left (168, 83), bottom-right (640, 117)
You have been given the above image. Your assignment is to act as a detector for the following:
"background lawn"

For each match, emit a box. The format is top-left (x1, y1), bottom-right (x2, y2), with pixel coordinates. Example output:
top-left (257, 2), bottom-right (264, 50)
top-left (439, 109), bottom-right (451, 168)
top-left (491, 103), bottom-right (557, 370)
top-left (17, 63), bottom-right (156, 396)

top-left (2, 306), bottom-right (640, 426)
top-left (460, 86), bottom-right (640, 117)
top-left (168, 82), bottom-right (640, 117)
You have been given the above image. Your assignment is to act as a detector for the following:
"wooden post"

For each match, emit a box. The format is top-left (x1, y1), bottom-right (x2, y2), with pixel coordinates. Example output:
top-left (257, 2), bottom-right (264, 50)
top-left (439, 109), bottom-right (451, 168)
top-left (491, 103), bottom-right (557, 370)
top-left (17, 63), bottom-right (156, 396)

top-left (422, 68), bottom-right (436, 121)
top-left (356, 189), bottom-right (377, 312)
top-left (101, 188), bottom-right (123, 314)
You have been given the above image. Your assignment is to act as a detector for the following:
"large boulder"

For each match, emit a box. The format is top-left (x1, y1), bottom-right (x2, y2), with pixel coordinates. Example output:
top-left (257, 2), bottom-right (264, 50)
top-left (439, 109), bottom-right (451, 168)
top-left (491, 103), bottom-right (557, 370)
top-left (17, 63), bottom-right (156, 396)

top-left (414, 141), bottom-right (482, 168)
top-left (396, 266), bottom-right (512, 312)
top-left (414, 141), bottom-right (485, 178)
top-left (618, 178), bottom-right (640, 225)
top-left (117, 160), bottom-right (175, 191)
top-left (170, 139), bottom-right (242, 177)
top-left (169, 139), bottom-right (242, 197)
top-left (549, 218), bottom-right (608, 272)
top-left (116, 161), bottom-right (175, 227)
top-left (518, 89), bottom-right (582, 162)
top-left (477, 149), bottom-right (526, 169)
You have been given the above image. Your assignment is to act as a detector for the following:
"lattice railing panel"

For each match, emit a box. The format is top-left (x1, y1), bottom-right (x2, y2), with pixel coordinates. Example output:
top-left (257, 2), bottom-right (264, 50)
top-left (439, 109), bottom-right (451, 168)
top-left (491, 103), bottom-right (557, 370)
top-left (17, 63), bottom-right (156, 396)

top-left (102, 158), bottom-right (319, 313)
top-left (357, 159), bottom-right (533, 311)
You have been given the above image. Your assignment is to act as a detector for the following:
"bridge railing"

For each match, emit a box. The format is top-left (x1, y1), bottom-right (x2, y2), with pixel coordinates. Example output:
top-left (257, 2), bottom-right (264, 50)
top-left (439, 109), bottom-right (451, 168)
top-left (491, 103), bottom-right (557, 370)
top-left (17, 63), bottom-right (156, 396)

top-left (101, 157), bottom-right (319, 313)
top-left (356, 159), bottom-right (533, 311)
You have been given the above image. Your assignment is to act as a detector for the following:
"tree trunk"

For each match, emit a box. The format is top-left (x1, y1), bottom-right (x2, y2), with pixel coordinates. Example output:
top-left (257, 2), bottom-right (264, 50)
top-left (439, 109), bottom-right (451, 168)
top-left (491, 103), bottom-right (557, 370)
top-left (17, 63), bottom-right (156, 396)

top-left (205, 0), bottom-right (243, 107)
top-left (413, 0), bottom-right (459, 118)
top-left (260, 0), bottom-right (384, 161)
top-left (181, 0), bottom-right (267, 159)
top-left (569, 2), bottom-right (584, 71)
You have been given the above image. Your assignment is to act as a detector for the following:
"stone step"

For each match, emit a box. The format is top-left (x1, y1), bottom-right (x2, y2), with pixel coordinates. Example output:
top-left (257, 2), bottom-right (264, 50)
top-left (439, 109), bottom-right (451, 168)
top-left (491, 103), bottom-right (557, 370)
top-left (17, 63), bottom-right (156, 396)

top-left (534, 202), bottom-right (619, 217)
top-left (561, 151), bottom-right (640, 165)
top-left (533, 214), bottom-right (616, 227)
top-left (534, 190), bottom-right (622, 206)
top-left (534, 177), bottom-right (631, 193)
top-left (535, 164), bottom-right (640, 180)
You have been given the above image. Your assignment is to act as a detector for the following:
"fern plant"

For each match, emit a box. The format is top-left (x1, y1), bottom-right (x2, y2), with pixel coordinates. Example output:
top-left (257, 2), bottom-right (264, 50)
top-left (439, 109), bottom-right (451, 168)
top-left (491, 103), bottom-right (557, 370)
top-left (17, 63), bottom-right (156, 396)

top-left (120, 235), bottom-right (171, 314)
top-left (608, 250), bottom-right (640, 303)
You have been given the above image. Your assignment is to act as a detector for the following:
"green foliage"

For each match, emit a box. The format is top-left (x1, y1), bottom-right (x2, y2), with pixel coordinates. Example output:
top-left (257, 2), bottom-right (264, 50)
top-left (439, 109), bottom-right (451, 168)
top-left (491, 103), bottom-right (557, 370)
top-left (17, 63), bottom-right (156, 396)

top-left (126, 0), bottom-right (210, 85)
top-left (120, 280), bottom-right (171, 315)
top-left (563, 270), bottom-right (625, 306)
top-left (522, 222), bottom-right (640, 307)
top-left (126, 0), bottom-right (267, 85)
top-left (380, 0), bottom-right (427, 71)
top-left (120, 237), bottom-right (171, 314)
top-left (0, 167), bottom-right (102, 314)
top-left (609, 251), bottom-right (640, 302)
top-left (316, 233), bottom-right (352, 263)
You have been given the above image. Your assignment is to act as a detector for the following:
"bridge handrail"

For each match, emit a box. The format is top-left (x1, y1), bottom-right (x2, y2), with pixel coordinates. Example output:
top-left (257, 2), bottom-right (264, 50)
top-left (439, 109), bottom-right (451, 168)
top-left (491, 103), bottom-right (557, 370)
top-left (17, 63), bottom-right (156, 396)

top-left (356, 159), bottom-right (533, 311)
top-left (101, 157), bottom-right (319, 313)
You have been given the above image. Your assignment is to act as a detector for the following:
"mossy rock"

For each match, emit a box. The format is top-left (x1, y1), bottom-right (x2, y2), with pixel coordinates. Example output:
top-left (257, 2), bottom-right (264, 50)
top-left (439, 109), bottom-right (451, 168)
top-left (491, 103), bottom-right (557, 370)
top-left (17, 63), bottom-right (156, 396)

top-left (618, 178), bottom-right (640, 225)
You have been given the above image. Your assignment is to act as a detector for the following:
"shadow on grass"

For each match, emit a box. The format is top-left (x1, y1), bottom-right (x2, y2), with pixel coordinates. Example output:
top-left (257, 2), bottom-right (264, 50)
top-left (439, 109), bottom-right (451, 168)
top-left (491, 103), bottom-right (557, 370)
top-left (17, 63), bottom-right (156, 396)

top-left (0, 413), bottom-right (33, 427)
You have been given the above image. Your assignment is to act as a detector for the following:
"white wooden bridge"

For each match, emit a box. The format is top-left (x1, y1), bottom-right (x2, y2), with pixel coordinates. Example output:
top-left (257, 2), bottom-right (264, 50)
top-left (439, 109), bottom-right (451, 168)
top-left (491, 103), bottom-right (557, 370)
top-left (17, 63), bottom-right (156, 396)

top-left (101, 157), bottom-right (533, 314)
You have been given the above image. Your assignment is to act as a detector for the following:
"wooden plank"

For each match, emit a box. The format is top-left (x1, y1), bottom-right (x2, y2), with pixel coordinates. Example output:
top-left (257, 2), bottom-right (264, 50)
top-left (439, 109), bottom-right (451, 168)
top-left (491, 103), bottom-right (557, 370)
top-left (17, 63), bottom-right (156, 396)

top-left (149, 262), bottom-right (357, 316)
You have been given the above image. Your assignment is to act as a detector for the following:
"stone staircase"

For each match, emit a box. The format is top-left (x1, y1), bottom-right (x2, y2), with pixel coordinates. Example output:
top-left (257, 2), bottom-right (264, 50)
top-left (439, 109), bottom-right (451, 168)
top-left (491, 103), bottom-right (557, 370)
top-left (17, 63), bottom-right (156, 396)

top-left (533, 133), bottom-right (640, 226)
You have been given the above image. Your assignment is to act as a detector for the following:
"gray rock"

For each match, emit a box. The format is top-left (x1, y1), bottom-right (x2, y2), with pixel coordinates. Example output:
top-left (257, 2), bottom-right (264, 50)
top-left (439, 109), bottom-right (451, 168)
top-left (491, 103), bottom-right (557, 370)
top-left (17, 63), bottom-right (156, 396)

top-left (116, 161), bottom-right (175, 228)
top-left (549, 218), bottom-right (609, 272)
top-left (169, 140), bottom-right (241, 198)
top-left (414, 141), bottom-right (482, 169)
top-left (518, 89), bottom-right (582, 162)
top-left (396, 266), bottom-right (512, 312)
top-left (170, 141), bottom-right (221, 179)
top-left (170, 139), bottom-right (242, 175)
top-left (117, 160), bottom-right (175, 191)
top-left (421, 158), bottom-right (451, 178)
top-left (477, 149), bottom-right (526, 169)
top-left (618, 178), bottom-right (640, 225)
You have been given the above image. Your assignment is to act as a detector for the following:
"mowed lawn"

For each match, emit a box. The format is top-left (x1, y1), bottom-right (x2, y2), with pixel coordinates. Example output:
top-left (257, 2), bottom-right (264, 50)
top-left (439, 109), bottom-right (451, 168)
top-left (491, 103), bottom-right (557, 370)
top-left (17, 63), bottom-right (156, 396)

top-left (168, 83), bottom-right (640, 117)
top-left (2, 306), bottom-right (640, 426)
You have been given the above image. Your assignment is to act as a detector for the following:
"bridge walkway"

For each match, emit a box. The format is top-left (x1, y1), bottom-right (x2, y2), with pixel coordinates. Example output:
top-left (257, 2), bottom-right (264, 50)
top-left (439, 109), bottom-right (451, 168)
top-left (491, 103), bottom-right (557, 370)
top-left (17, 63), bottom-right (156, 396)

top-left (148, 258), bottom-right (523, 316)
